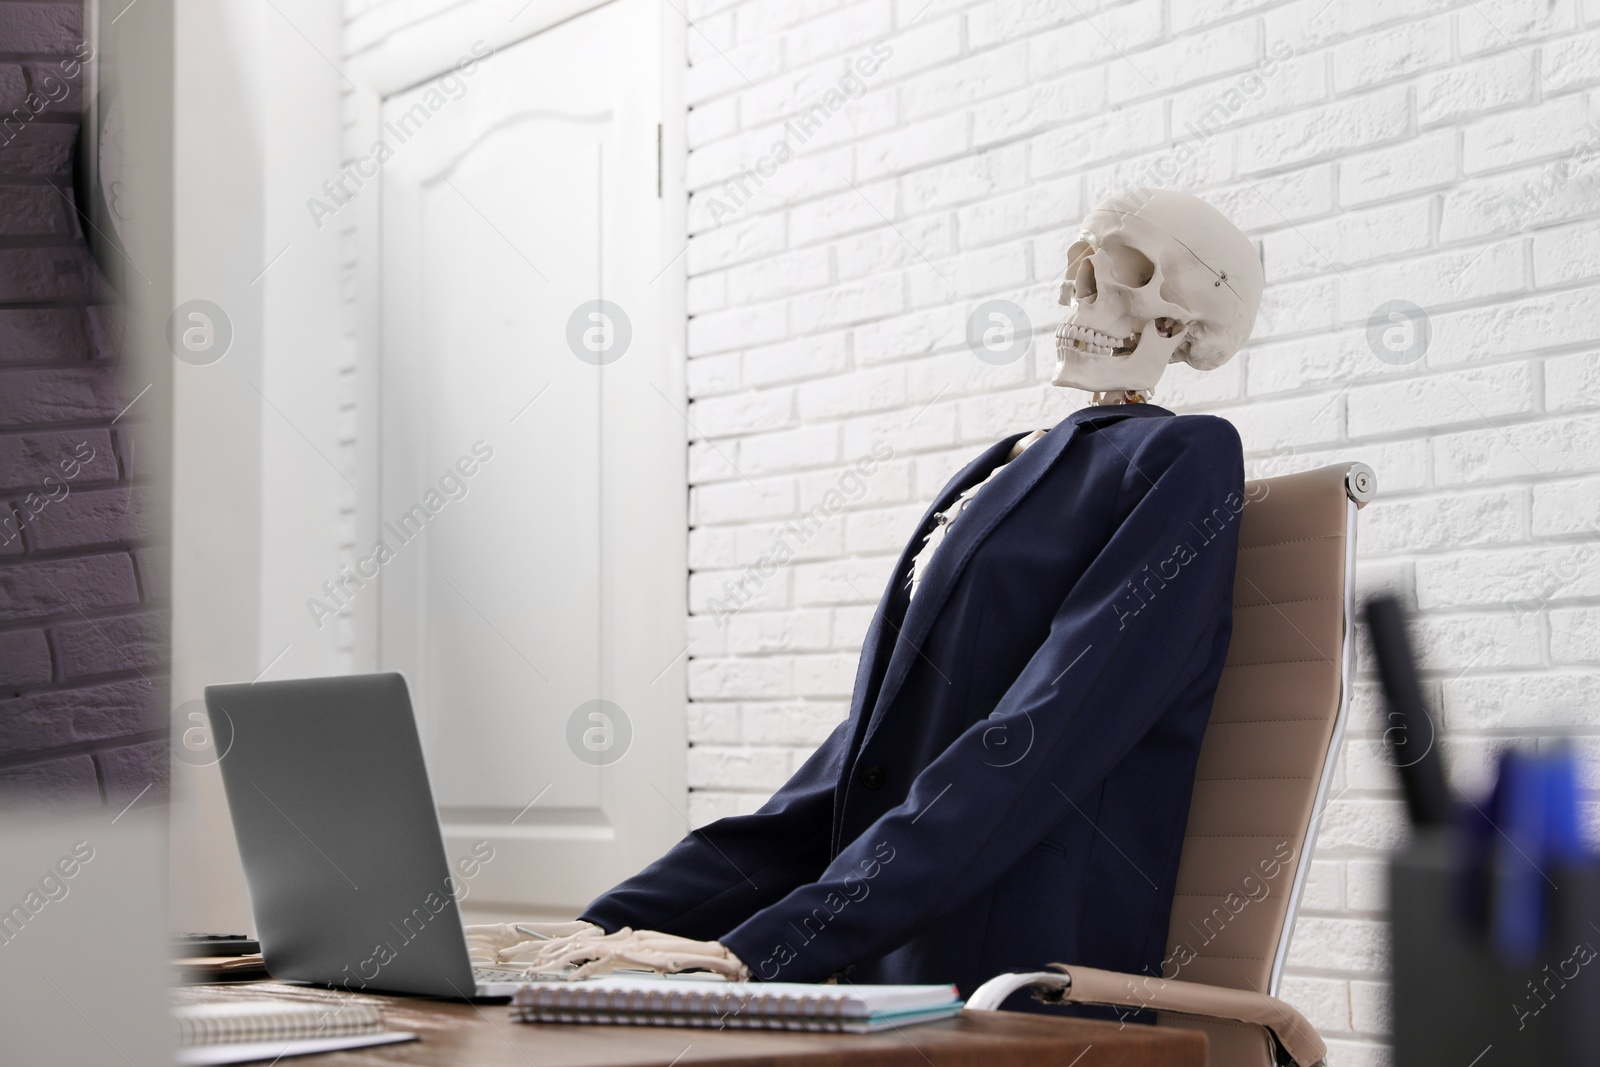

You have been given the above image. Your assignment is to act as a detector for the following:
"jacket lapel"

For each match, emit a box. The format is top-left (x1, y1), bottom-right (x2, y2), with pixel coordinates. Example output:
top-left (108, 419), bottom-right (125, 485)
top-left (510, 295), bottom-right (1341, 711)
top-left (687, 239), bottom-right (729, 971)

top-left (852, 418), bottom-right (1085, 756)
top-left (840, 432), bottom-right (1030, 741)
top-left (851, 403), bottom-right (1177, 757)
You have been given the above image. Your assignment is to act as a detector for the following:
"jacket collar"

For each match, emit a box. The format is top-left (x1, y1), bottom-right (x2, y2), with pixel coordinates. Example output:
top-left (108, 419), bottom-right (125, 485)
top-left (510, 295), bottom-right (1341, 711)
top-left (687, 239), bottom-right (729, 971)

top-left (846, 402), bottom-right (1174, 761)
top-left (1065, 400), bottom-right (1175, 427)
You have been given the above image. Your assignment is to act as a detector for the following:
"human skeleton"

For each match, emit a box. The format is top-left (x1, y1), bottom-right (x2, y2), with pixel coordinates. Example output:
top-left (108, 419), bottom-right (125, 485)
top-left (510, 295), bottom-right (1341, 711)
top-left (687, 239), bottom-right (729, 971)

top-left (468, 188), bottom-right (1265, 981)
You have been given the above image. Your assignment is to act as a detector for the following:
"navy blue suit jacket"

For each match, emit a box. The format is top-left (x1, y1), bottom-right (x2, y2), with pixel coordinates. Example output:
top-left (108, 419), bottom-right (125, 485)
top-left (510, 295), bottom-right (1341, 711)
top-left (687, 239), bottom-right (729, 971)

top-left (581, 404), bottom-right (1245, 1002)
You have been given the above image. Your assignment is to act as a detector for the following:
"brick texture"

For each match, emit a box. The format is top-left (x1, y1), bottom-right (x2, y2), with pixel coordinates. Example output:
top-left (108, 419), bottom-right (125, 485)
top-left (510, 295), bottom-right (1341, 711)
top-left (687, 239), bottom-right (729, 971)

top-left (0, 628), bottom-right (50, 692)
top-left (0, 753), bottom-right (100, 811)
top-left (0, 4), bottom-right (82, 55)
top-left (672, 3), bottom-right (1599, 1060)
top-left (96, 738), bottom-right (169, 807)
top-left (53, 609), bottom-right (167, 680)
top-left (0, 3), bottom-right (167, 813)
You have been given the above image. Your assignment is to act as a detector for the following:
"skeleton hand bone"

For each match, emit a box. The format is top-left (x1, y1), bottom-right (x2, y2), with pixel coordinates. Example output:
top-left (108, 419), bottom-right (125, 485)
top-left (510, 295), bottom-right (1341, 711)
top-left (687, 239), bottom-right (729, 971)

top-left (468, 922), bottom-right (749, 981)
top-left (465, 921), bottom-right (604, 968)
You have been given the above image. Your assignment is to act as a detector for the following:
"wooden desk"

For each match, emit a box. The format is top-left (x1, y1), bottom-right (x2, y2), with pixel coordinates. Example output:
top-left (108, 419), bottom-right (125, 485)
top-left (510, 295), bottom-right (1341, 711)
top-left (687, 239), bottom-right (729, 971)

top-left (178, 982), bottom-right (1205, 1066)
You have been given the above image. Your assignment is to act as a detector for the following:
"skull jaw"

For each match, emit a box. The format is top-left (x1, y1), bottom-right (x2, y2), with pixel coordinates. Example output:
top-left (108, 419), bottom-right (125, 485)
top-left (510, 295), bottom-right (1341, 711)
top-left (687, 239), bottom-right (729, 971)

top-left (1052, 319), bottom-right (1187, 394)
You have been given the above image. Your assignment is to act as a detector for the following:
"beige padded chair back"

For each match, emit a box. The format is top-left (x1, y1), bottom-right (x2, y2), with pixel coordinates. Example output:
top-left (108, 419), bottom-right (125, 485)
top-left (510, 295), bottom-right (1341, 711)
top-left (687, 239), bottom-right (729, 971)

top-left (1163, 463), bottom-right (1371, 1000)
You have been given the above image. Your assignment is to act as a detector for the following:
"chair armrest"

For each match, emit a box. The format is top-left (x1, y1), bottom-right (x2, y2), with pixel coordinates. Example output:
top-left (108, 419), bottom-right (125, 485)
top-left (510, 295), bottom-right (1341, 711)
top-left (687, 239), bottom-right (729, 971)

top-left (966, 964), bottom-right (1326, 1067)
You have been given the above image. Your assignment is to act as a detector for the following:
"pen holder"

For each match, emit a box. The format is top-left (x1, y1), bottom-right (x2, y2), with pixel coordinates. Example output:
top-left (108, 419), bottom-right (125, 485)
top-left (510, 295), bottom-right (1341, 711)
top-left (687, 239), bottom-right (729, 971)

top-left (1390, 831), bottom-right (1600, 1066)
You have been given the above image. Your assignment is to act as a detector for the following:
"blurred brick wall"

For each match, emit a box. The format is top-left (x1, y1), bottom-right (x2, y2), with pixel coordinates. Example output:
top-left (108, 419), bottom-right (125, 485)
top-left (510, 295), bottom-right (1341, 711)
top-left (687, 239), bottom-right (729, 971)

top-left (0, 0), bottom-right (167, 814)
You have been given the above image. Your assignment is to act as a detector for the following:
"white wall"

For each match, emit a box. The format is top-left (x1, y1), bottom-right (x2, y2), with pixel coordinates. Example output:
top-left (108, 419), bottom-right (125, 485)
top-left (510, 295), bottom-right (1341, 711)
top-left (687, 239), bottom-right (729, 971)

top-left (340, 0), bottom-right (1600, 1060)
top-left (670, 2), bottom-right (1600, 1064)
top-left (168, 0), bottom-right (350, 931)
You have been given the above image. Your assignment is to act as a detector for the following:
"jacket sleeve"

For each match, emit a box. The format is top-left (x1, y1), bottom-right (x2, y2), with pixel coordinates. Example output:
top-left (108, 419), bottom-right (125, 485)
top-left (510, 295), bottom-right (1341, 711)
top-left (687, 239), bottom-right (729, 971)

top-left (577, 715), bottom-right (849, 941)
top-left (718, 416), bottom-right (1246, 982)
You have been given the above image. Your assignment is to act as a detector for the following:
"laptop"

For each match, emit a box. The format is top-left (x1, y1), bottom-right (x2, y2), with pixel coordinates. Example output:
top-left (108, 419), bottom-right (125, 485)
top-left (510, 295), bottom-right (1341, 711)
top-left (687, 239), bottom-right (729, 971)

top-left (205, 671), bottom-right (531, 998)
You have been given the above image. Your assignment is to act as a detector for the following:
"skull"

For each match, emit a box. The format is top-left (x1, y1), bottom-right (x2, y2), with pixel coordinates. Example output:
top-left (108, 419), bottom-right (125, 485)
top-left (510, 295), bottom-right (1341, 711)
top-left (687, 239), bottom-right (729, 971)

top-left (1053, 188), bottom-right (1264, 395)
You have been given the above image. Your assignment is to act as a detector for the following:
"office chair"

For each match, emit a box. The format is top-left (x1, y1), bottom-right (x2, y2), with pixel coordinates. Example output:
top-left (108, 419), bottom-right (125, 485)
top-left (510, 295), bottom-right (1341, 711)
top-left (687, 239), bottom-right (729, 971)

top-left (968, 462), bottom-right (1375, 1067)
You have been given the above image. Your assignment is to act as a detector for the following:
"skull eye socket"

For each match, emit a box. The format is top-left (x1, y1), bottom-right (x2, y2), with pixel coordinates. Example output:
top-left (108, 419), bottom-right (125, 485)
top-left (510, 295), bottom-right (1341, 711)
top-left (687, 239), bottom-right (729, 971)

top-left (1105, 245), bottom-right (1156, 288)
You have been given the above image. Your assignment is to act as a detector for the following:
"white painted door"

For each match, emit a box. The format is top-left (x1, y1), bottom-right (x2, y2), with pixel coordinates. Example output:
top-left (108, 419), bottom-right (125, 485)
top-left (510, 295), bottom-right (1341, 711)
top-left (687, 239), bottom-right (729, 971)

top-left (378, 0), bottom-right (686, 916)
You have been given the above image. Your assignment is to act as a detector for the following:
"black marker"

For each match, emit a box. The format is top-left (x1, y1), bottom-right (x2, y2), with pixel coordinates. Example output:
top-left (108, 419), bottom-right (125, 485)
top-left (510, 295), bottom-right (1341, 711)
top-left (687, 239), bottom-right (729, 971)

top-left (1364, 595), bottom-right (1453, 827)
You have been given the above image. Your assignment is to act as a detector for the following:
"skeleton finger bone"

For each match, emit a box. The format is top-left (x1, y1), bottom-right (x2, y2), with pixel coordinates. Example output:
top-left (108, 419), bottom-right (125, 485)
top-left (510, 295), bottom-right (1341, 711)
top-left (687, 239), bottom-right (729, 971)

top-left (464, 921), bottom-right (602, 966)
top-left (523, 927), bottom-right (751, 981)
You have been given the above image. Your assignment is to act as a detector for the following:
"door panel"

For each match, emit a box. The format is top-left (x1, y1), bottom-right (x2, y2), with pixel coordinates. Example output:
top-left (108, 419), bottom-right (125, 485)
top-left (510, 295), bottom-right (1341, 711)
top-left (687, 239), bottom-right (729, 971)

top-left (379, 0), bottom-right (684, 914)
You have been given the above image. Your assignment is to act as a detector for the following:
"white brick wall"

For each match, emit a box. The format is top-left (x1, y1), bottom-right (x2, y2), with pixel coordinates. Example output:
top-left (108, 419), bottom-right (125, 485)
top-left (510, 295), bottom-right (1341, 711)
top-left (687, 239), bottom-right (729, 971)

top-left (678, 2), bottom-right (1600, 1062)
top-left (344, 0), bottom-right (1600, 1060)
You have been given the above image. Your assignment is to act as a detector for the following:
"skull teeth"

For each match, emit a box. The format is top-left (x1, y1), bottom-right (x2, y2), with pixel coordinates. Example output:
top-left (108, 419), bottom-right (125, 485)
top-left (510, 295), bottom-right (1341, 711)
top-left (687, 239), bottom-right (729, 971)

top-left (1056, 321), bottom-right (1138, 356)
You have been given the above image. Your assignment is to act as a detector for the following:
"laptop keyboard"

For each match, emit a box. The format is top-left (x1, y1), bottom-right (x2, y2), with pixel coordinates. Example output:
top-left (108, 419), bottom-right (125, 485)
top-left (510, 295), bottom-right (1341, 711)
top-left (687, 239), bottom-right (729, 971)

top-left (475, 965), bottom-right (537, 983)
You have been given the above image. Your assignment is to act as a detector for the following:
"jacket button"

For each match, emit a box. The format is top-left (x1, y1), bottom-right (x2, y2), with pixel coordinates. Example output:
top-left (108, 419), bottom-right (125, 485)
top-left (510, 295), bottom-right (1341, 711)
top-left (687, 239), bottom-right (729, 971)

top-left (858, 764), bottom-right (886, 789)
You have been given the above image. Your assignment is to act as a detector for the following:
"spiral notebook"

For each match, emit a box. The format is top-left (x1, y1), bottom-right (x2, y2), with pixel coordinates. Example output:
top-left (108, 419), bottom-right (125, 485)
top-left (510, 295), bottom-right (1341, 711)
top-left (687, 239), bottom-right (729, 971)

top-left (171, 1001), bottom-right (418, 1065)
top-left (511, 976), bottom-right (964, 1032)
